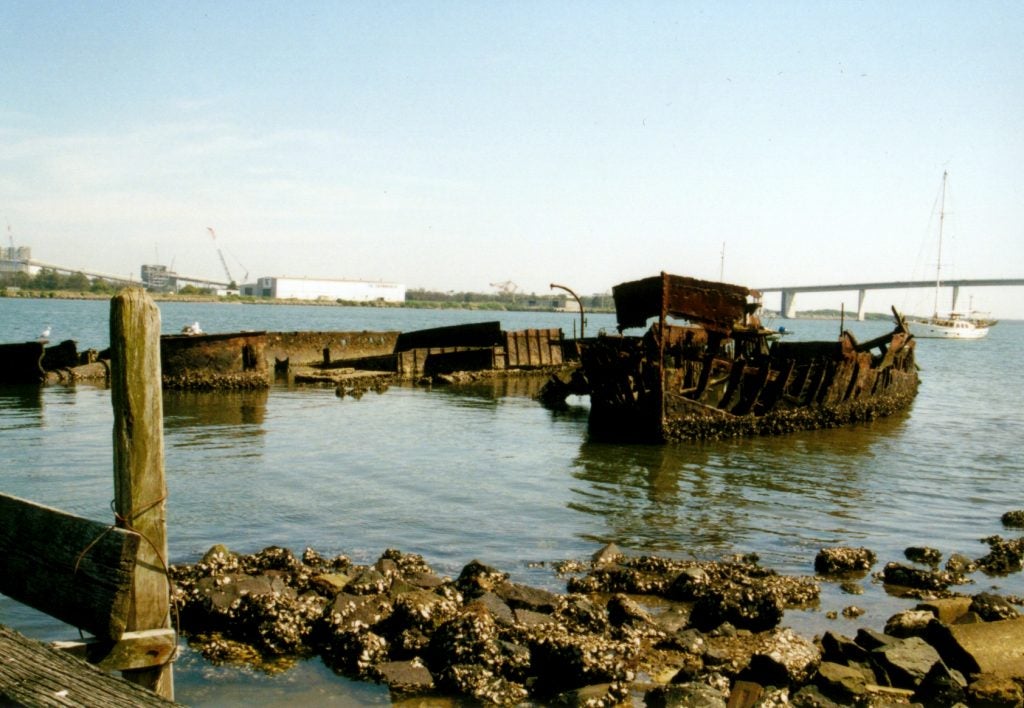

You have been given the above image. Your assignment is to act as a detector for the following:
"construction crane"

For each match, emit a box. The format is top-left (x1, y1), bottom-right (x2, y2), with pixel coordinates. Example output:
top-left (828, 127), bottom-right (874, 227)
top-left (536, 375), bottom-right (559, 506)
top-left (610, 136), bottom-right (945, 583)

top-left (207, 227), bottom-right (249, 285)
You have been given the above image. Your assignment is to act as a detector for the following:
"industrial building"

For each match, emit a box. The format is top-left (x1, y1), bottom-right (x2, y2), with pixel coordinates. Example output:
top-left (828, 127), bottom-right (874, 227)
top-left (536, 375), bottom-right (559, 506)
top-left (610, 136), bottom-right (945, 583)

top-left (240, 276), bottom-right (406, 303)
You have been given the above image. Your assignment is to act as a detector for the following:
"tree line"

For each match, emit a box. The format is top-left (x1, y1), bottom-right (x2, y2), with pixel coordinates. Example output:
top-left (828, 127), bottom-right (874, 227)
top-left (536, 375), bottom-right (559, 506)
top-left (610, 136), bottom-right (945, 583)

top-left (1, 268), bottom-right (120, 294)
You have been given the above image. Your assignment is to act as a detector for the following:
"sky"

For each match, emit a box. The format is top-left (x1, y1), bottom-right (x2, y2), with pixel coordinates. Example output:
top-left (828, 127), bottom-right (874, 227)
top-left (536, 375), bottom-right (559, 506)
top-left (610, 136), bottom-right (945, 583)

top-left (2, 1), bottom-right (1023, 317)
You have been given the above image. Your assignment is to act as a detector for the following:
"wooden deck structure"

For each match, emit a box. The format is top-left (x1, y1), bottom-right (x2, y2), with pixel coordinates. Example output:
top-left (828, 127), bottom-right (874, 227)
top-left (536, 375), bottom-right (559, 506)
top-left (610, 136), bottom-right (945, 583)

top-left (0, 289), bottom-right (178, 705)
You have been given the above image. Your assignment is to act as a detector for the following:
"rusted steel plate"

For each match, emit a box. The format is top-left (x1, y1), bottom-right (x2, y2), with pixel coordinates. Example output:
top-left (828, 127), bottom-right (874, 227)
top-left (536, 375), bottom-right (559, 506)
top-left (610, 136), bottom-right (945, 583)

top-left (613, 273), bottom-right (750, 332)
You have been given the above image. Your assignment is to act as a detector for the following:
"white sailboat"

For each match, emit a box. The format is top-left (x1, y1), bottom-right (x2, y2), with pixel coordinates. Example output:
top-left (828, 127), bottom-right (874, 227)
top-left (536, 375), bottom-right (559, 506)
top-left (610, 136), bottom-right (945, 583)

top-left (907, 171), bottom-right (995, 340)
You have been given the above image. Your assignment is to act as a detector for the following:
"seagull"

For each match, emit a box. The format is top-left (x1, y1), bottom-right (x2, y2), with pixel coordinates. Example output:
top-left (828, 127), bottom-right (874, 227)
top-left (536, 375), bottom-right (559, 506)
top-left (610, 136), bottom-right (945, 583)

top-left (181, 321), bottom-right (203, 335)
top-left (38, 325), bottom-right (51, 341)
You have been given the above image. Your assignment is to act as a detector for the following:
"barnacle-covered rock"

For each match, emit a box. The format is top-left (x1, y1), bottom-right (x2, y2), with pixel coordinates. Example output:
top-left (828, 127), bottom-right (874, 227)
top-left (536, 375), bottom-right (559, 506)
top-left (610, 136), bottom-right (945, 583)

top-left (814, 547), bottom-right (877, 575)
top-left (444, 664), bottom-right (529, 705)
top-left (1001, 510), bottom-right (1024, 528)
top-left (741, 628), bottom-right (821, 688)
top-left (456, 560), bottom-right (511, 598)
top-left (904, 546), bottom-right (942, 565)
top-left (528, 624), bottom-right (638, 695)
top-left (976, 535), bottom-right (1024, 575)
top-left (427, 604), bottom-right (504, 677)
top-left (880, 562), bottom-right (960, 591)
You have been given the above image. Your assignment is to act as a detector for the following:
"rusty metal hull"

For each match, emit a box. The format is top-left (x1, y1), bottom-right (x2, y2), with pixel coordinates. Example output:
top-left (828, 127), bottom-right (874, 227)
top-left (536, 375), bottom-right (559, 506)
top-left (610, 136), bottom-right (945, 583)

top-left (160, 331), bottom-right (270, 389)
top-left (581, 273), bottom-right (919, 442)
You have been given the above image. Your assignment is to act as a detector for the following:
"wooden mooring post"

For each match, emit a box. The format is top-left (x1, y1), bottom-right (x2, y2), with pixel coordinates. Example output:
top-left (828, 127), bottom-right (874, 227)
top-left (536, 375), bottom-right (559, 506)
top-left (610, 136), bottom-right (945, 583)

top-left (0, 288), bottom-right (176, 705)
top-left (109, 287), bottom-right (174, 698)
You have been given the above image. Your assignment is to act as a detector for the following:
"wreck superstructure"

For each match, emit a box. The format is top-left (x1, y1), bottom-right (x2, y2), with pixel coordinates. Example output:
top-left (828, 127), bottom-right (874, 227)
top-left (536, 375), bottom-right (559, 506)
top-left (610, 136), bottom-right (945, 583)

top-left (580, 273), bottom-right (919, 441)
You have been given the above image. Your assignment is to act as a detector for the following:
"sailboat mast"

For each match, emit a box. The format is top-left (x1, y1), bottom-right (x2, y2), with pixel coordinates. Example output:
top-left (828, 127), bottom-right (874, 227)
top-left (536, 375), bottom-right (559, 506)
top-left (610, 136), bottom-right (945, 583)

top-left (933, 170), bottom-right (948, 317)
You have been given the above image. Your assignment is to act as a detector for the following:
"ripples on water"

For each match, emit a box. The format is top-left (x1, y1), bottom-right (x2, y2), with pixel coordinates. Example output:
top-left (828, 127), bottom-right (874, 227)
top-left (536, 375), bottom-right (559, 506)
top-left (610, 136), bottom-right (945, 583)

top-left (2, 297), bottom-right (1023, 703)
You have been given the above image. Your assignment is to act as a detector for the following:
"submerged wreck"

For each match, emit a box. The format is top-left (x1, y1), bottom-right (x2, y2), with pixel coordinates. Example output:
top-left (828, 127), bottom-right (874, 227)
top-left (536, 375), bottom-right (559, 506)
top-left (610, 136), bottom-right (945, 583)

top-left (572, 272), bottom-right (919, 442)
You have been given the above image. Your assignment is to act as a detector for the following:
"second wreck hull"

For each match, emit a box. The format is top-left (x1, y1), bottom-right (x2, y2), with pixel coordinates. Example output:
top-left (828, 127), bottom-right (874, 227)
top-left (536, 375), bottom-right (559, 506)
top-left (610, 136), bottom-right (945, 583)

top-left (579, 273), bottom-right (919, 442)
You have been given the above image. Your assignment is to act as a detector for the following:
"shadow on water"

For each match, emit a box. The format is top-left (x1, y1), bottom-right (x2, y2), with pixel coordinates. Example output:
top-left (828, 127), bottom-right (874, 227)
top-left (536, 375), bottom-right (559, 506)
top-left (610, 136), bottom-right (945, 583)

top-left (567, 410), bottom-right (915, 567)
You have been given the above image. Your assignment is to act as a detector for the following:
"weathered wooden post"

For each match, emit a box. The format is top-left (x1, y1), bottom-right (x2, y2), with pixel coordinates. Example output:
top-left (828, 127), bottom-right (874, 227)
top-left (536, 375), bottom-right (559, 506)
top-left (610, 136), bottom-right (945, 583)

top-left (109, 288), bottom-right (174, 700)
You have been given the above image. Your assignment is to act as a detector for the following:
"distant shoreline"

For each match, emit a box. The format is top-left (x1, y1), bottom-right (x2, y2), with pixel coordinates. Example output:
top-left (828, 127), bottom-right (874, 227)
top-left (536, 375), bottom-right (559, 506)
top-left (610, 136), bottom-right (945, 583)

top-left (5, 288), bottom-right (1019, 323)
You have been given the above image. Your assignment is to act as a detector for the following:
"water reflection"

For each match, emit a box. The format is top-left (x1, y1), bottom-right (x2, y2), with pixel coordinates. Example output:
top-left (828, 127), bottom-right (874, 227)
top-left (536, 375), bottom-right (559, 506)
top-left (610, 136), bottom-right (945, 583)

top-left (163, 389), bottom-right (269, 428)
top-left (568, 413), bottom-right (914, 566)
top-left (0, 385), bottom-right (44, 430)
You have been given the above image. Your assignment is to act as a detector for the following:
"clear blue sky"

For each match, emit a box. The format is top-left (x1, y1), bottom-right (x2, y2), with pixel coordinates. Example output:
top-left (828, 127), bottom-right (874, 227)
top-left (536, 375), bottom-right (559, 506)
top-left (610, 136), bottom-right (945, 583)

top-left (3, 1), bottom-right (1023, 316)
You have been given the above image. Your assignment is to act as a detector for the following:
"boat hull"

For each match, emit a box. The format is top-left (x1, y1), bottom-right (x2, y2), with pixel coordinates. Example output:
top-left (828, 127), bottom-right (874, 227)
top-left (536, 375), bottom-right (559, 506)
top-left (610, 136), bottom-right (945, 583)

top-left (578, 273), bottom-right (919, 442)
top-left (907, 317), bottom-right (989, 339)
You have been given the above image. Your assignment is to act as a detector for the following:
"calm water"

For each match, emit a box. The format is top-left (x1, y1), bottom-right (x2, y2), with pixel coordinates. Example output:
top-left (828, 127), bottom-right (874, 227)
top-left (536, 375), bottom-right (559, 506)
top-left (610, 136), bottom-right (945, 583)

top-left (2, 296), bottom-right (1023, 705)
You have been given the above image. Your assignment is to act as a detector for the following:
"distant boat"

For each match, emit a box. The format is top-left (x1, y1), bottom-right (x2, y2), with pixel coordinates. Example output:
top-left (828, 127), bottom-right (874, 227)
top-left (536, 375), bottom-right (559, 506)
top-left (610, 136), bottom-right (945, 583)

top-left (907, 171), bottom-right (995, 340)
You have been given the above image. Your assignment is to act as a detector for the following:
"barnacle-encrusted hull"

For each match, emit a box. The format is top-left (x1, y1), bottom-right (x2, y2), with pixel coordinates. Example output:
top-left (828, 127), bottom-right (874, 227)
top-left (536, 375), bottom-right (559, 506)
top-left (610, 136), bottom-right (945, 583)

top-left (580, 273), bottom-right (919, 442)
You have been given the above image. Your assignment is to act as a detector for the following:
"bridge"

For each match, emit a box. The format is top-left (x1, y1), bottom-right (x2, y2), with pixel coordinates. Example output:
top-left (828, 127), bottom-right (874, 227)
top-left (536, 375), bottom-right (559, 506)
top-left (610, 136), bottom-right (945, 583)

top-left (757, 278), bottom-right (1024, 320)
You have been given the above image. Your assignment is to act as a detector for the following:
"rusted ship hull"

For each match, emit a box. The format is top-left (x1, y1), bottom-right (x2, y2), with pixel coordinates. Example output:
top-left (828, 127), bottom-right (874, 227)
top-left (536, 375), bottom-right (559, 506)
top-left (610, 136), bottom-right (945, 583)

top-left (580, 273), bottom-right (919, 442)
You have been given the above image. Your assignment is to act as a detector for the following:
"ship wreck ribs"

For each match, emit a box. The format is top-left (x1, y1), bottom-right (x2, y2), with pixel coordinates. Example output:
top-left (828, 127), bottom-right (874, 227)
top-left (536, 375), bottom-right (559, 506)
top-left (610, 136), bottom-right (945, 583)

top-left (579, 272), bottom-right (919, 441)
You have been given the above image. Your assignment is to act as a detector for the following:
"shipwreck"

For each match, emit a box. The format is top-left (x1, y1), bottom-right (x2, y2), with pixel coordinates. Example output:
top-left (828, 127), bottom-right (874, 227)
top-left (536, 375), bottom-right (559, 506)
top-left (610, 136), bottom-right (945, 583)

top-left (557, 272), bottom-right (919, 442)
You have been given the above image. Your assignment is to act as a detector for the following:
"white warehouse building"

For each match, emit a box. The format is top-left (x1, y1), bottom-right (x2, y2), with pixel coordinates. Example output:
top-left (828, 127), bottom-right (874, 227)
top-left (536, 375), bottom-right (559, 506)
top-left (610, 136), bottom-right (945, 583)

top-left (241, 276), bottom-right (406, 303)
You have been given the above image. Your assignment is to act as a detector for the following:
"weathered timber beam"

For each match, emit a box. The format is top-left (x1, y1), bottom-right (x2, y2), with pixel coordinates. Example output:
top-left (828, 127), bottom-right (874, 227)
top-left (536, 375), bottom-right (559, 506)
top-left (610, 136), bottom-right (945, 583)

top-left (0, 625), bottom-right (178, 707)
top-left (0, 492), bottom-right (138, 640)
top-left (52, 628), bottom-right (177, 672)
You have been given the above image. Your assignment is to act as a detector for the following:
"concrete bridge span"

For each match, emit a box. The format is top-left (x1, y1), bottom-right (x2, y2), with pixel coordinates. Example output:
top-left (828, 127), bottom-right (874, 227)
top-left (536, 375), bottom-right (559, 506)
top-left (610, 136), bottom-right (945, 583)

top-left (757, 278), bottom-right (1024, 320)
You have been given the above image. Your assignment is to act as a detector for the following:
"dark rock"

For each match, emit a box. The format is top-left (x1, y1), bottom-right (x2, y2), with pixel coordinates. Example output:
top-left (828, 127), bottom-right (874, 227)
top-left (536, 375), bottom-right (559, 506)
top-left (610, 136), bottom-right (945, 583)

top-left (904, 546), bottom-right (942, 565)
top-left (325, 593), bottom-right (394, 632)
top-left (591, 542), bottom-right (624, 565)
top-left (646, 681), bottom-right (727, 708)
top-left (855, 627), bottom-right (898, 652)
top-left (443, 663), bottom-right (528, 705)
top-left (427, 604), bottom-right (503, 678)
top-left (668, 567), bottom-right (712, 600)
top-left (916, 597), bottom-right (973, 624)
top-left (389, 588), bottom-right (460, 632)
top-left (883, 609), bottom-right (935, 638)
top-left (371, 659), bottom-right (435, 695)
top-left (741, 628), bottom-right (820, 687)
top-left (466, 591), bottom-right (515, 626)
top-left (880, 561), bottom-right (957, 591)
top-left (455, 560), bottom-right (509, 598)
top-left (725, 680), bottom-right (762, 707)
top-left (790, 684), bottom-right (843, 707)
top-left (529, 625), bottom-right (636, 694)
top-left (814, 547), bottom-right (876, 574)
top-left (912, 661), bottom-right (967, 706)
top-left (946, 552), bottom-right (977, 575)
top-left (970, 592), bottom-right (1022, 621)
top-left (512, 608), bottom-right (554, 627)
top-left (690, 584), bottom-right (783, 632)
top-left (820, 631), bottom-right (869, 664)
top-left (869, 636), bottom-right (942, 689)
top-left (345, 567), bottom-right (389, 595)
top-left (967, 673), bottom-right (1024, 707)
top-left (1001, 510), bottom-right (1024, 528)
top-left (814, 661), bottom-right (871, 702)
top-left (976, 535), bottom-right (1024, 575)
top-left (927, 616), bottom-right (1024, 677)
top-left (551, 682), bottom-right (630, 707)
top-left (494, 580), bottom-right (559, 613)
top-left (606, 593), bottom-right (654, 628)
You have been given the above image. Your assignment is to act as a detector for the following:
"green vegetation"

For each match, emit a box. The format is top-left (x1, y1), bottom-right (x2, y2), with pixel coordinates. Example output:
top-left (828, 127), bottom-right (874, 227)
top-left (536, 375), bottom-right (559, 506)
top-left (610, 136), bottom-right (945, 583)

top-left (1, 268), bottom-right (117, 295)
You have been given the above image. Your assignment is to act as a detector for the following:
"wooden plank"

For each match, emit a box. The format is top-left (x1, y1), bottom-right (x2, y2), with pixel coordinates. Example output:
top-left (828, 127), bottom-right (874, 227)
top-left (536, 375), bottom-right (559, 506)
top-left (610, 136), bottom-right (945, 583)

top-left (0, 625), bottom-right (178, 707)
top-left (52, 629), bottom-right (178, 672)
top-left (109, 288), bottom-right (174, 698)
top-left (0, 493), bottom-right (138, 640)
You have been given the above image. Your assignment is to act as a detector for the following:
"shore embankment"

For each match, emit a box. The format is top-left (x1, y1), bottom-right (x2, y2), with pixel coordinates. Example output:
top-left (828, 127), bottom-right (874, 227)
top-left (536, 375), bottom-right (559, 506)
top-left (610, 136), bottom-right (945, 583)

top-left (170, 513), bottom-right (1024, 706)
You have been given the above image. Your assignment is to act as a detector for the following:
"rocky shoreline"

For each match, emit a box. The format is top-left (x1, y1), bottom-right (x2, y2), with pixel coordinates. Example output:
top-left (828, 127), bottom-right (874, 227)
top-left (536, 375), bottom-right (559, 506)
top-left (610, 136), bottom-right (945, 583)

top-left (169, 512), bottom-right (1024, 706)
